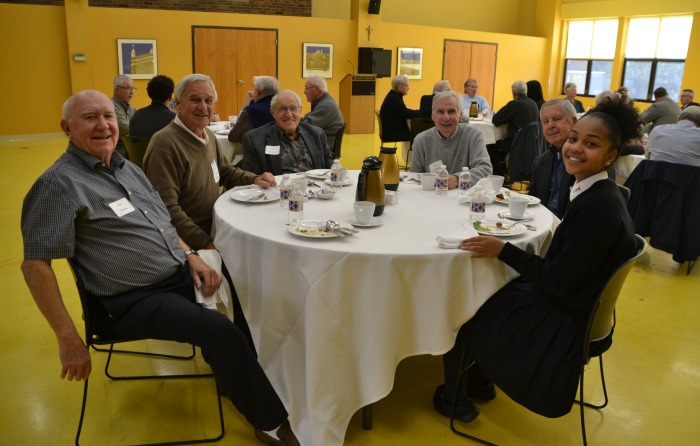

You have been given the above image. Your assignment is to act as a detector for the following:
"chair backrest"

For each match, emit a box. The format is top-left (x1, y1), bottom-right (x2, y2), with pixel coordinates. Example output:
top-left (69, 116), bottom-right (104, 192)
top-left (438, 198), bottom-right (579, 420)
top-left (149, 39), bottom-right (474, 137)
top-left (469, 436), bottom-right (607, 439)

top-left (375, 110), bottom-right (384, 141)
top-left (121, 135), bottom-right (151, 168)
top-left (617, 184), bottom-right (631, 202)
top-left (409, 118), bottom-right (436, 147)
top-left (583, 234), bottom-right (647, 361)
top-left (508, 121), bottom-right (547, 182)
top-left (332, 123), bottom-right (347, 159)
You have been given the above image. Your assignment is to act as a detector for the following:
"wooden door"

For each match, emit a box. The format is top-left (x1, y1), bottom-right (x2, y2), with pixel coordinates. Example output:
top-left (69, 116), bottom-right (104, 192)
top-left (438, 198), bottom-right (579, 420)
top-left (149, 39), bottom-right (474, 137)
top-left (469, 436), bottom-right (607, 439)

top-left (193, 27), bottom-right (277, 119)
top-left (443, 40), bottom-right (497, 108)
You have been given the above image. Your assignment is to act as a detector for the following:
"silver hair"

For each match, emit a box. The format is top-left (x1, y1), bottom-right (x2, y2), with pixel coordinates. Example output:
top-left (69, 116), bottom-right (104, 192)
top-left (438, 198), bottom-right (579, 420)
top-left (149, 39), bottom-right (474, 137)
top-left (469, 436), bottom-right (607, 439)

top-left (682, 88), bottom-right (695, 98)
top-left (564, 82), bottom-right (577, 93)
top-left (595, 90), bottom-right (621, 105)
top-left (306, 75), bottom-right (328, 93)
top-left (432, 91), bottom-right (462, 112)
top-left (174, 74), bottom-right (218, 102)
top-left (271, 90), bottom-right (303, 109)
top-left (464, 78), bottom-right (478, 88)
top-left (679, 105), bottom-right (700, 127)
top-left (113, 74), bottom-right (132, 89)
top-left (540, 98), bottom-right (576, 120)
top-left (512, 80), bottom-right (527, 96)
top-left (254, 76), bottom-right (280, 97)
top-left (392, 75), bottom-right (409, 91)
top-left (62, 90), bottom-right (113, 121)
top-left (433, 80), bottom-right (452, 93)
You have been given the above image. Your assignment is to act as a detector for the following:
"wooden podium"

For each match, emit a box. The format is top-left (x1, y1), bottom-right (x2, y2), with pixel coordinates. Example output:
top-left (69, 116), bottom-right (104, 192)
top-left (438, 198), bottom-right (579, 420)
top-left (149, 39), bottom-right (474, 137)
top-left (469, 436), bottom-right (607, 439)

top-left (339, 74), bottom-right (376, 134)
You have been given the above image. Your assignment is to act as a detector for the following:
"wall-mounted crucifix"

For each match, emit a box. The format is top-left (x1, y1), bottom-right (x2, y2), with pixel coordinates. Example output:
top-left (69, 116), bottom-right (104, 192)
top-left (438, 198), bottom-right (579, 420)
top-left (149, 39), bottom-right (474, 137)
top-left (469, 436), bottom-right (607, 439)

top-left (365, 26), bottom-right (374, 41)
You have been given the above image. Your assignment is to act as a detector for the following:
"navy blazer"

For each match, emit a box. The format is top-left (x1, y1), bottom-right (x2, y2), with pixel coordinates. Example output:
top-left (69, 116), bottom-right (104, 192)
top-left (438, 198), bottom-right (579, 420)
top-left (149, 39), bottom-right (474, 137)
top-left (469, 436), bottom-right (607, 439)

top-left (242, 121), bottom-right (333, 175)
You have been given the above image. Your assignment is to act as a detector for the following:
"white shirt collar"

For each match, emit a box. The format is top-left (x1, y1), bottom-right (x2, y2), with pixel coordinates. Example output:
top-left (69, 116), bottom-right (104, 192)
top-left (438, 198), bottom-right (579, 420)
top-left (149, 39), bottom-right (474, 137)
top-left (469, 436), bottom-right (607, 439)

top-left (569, 171), bottom-right (608, 202)
top-left (173, 115), bottom-right (209, 145)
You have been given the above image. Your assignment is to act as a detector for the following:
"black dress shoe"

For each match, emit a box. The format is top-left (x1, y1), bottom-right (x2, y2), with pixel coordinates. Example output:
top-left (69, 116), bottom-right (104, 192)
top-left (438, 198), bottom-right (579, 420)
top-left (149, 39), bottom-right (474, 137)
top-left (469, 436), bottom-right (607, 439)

top-left (468, 382), bottom-right (497, 401)
top-left (433, 385), bottom-right (480, 423)
top-left (254, 419), bottom-right (300, 446)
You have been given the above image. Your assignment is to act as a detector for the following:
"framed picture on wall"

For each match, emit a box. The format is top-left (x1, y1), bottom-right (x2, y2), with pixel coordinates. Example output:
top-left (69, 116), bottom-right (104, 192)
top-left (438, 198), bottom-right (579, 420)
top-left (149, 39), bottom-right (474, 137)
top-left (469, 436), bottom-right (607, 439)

top-left (117, 39), bottom-right (158, 79)
top-left (302, 43), bottom-right (333, 78)
top-left (397, 47), bottom-right (423, 80)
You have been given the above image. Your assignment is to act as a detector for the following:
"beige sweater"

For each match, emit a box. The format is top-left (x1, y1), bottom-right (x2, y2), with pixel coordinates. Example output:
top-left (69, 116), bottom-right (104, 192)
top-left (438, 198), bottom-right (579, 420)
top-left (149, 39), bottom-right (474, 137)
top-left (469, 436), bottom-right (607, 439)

top-left (143, 122), bottom-right (256, 249)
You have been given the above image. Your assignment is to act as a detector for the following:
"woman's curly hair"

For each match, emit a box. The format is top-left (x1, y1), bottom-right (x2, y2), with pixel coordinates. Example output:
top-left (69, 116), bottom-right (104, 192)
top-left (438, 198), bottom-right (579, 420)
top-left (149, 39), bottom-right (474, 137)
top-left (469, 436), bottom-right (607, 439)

top-left (584, 97), bottom-right (643, 152)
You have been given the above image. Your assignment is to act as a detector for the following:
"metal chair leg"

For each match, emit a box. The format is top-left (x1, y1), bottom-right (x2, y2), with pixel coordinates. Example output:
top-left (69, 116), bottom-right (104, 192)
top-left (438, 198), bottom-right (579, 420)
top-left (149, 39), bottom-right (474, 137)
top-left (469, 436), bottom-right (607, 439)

top-left (75, 379), bottom-right (89, 446)
top-left (362, 404), bottom-right (373, 430)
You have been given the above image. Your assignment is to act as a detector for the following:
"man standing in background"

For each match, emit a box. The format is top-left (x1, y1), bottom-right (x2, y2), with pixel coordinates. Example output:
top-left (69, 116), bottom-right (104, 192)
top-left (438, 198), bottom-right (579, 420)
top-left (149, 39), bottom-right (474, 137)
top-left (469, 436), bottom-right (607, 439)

top-left (112, 74), bottom-right (137, 156)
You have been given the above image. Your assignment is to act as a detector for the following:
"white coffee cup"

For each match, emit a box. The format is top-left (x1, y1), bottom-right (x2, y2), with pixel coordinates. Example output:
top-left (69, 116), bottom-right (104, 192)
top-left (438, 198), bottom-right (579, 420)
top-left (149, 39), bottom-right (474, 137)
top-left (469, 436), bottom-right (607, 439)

top-left (487, 175), bottom-right (505, 192)
top-left (340, 167), bottom-right (348, 183)
top-left (508, 194), bottom-right (529, 219)
top-left (228, 115), bottom-right (237, 124)
top-left (354, 201), bottom-right (375, 224)
top-left (420, 173), bottom-right (437, 191)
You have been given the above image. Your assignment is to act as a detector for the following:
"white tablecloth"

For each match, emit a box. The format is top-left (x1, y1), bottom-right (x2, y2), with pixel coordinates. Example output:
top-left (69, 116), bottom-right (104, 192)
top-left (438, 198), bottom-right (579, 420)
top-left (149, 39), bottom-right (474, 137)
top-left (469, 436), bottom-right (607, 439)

top-left (213, 172), bottom-right (558, 446)
top-left (209, 122), bottom-right (243, 165)
top-left (616, 154), bottom-right (645, 184)
top-left (467, 119), bottom-right (507, 145)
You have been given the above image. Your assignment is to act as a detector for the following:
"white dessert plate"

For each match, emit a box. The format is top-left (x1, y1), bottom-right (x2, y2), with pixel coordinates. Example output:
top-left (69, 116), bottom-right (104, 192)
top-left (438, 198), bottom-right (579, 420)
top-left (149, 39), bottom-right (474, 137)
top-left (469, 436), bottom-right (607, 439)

top-left (498, 210), bottom-right (535, 221)
top-left (286, 220), bottom-right (351, 238)
top-left (472, 220), bottom-right (527, 236)
top-left (230, 189), bottom-right (280, 203)
top-left (325, 178), bottom-right (353, 186)
top-left (305, 169), bottom-right (330, 180)
top-left (348, 217), bottom-right (383, 227)
top-left (494, 193), bottom-right (541, 206)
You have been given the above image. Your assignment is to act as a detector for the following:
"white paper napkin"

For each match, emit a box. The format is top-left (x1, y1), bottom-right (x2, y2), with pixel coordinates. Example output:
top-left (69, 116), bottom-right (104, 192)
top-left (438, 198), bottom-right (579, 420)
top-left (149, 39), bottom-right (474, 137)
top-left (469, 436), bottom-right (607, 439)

top-left (458, 178), bottom-right (497, 204)
top-left (194, 249), bottom-right (234, 321)
top-left (436, 224), bottom-right (480, 249)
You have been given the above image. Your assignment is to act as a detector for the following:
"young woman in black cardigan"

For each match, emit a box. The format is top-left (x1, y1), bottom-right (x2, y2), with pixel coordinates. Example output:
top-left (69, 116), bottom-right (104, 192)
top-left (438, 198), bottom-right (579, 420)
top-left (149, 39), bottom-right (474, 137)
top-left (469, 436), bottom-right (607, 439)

top-left (434, 99), bottom-right (642, 422)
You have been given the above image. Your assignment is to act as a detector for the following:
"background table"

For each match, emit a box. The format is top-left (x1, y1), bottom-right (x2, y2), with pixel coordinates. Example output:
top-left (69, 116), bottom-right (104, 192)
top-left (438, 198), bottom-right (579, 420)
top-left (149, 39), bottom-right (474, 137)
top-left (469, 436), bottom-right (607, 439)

top-left (616, 154), bottom-right (645, 184)
top-left (467, 119), bottom-right (507, 145)
top-left (209, 121), bottom-right (243, 165)
top-left (213, 173), bottom-right (557, 446)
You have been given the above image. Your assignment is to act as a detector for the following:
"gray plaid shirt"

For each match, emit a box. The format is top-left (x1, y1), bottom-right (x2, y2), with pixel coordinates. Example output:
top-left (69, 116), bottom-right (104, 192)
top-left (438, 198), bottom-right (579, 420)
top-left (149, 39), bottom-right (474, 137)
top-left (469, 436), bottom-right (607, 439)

top-left (21, 144), bottom-right (185, 297)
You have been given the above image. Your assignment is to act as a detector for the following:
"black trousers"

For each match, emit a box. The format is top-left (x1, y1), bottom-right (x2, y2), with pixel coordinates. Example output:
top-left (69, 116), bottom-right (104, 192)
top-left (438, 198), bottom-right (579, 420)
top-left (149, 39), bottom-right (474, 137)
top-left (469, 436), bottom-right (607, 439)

top-left (92, 265), bottom-right (287, 431)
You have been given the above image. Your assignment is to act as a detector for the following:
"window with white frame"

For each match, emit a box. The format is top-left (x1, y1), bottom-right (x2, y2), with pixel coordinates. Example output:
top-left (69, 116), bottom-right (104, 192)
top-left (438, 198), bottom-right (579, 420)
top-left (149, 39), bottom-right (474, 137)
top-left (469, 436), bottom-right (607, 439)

top-left (564, 19), bottom-right (618, 97)
top-left (622, 16), bottom-right (693, 101)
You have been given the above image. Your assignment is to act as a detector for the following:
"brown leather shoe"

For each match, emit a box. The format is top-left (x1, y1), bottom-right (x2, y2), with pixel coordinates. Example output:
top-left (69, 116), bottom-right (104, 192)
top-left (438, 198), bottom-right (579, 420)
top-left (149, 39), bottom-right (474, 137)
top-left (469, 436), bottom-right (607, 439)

top-left (254, 420), bottom-right (300, 446)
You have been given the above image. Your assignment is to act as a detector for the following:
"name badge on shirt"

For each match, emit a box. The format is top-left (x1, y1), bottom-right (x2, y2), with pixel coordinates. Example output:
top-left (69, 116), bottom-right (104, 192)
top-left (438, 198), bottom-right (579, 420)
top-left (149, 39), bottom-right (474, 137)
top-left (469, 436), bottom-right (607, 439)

top-left (429, 160), bottom-right (443, 174)
top-left (265, 145), bottom-right (280, 155)
top-left (211, 159), bottom-right (220, 183)
top-left (109, 198), bottom-right (136, 217)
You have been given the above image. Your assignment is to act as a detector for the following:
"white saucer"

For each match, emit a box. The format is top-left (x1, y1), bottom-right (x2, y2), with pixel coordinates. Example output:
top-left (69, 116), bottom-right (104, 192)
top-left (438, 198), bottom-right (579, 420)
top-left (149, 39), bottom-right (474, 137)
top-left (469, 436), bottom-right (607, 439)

top-left (498, 210), bottom-right (534, 221)
top-left (348, 217), bottom-right (383, 227)
top-left (325, 178), bottom-right (353, 187)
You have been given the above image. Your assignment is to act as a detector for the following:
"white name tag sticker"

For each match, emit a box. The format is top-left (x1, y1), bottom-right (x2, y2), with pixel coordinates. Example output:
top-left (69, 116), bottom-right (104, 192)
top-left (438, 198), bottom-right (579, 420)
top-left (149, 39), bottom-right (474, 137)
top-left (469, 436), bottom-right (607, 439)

top-left (109, 198), bottom-right (136, 217)
top-left (429, 160), bottom-right (443, 174)
top-left (265, 145), bottom-right (280, 155)
top-left (211, 159), bottom-right (220, 183)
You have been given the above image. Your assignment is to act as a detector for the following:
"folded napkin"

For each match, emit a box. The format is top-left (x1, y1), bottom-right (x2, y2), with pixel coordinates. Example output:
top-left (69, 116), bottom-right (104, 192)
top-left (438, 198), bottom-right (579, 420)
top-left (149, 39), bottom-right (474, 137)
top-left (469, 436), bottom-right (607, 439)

top-left (436, 224), bottom-right (480, 249)
top-left (194, 249), bottom-right (234, 321)
top-left (457, 178), bottom-right (497, 204)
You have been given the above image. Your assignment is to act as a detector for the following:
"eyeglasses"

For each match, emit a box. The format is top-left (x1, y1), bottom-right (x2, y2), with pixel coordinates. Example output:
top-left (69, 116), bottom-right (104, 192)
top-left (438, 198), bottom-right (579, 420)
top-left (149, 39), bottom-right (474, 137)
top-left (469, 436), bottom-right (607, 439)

top-left (304, 86), bottom-right (318, 92)
top-left (117, 86), bottom-right (137, 92)
top-left (275, 105), bottom-right (300, 114)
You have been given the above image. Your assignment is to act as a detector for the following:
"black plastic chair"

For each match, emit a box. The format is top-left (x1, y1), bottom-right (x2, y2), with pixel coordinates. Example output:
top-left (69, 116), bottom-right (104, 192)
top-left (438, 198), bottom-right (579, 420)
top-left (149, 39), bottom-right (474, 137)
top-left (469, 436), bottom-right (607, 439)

top-left (121, 135), bottom-right (151, 168)
top-left (449, 234), bottom-right (647, 446)
top-left (332, 123), bottom-right (347, 159)
top-left (70, 265), bottom-right (224, 446)
top-left (408, 118), bottom-right (436, 171)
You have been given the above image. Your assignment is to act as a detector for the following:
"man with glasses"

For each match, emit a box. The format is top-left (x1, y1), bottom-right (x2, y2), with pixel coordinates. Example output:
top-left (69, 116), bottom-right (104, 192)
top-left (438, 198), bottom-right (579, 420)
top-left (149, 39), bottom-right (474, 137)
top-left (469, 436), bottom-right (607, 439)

top-left (242, 90), bottom-right (333, 175)
top-left (300, 76), bottom-right (344, 152)
top-left (680, 89), bottom-right (700, 110)
top-left (112, 75), bottom-right (138, 156)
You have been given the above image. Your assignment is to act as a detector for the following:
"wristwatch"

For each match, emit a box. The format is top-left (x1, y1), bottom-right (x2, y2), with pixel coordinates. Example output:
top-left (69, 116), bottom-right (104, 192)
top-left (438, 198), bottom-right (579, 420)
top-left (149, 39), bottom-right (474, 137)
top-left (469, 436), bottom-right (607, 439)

top-left (184, 249), bottom-right (199, 257)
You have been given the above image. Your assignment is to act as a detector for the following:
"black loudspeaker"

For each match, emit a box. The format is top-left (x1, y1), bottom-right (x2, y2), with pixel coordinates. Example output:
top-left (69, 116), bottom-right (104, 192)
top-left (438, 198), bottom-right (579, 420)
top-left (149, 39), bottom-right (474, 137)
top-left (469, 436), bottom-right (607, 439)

top-left (368, 0), bottom-right (381, 14)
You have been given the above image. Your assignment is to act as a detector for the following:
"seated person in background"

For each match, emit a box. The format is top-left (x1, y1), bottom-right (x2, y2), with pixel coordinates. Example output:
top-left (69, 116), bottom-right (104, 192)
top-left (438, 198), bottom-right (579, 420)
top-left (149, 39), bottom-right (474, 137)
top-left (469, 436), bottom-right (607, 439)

top-left (243, 90), bottom-right (333, 175)
top-left (680, 88), bottom-right (700, 110)
top-left (379, 75), bottom-right (421, 142)
top-left (641, 87), bottom-right (682, 134)
top-left (419, 80), bottom-right (452, 119)
top-left (526, 80), bottom-right (545, 110)
top-left (434, 98), bottom-right (640, 424)
top-left (21, 90), bottom-right (300, 446)
top-left (563, 82), bottom-right (584, 113)
top-left (411, 91), bottom-right (492, 188)
top-left (462, 78), bottom-right (490, 113)
top-left (111, 74), bottom-right (137, 157)
top-left (617, 86), bottom-right (633, 105)
top-left (491, 80), bottom-right (540, 176)
top-left (647, 106), bottom-right (700, 167)
top-left (595, 90), bottom-right (620, 105)
top-left (300, 75), bottom-right (345, 152)
top-left (129, 74), bottom-right (176, 138)
top-left (529, 99), bottom-right (576, 219)
top-left (229, 75), bottom-right (280, 143)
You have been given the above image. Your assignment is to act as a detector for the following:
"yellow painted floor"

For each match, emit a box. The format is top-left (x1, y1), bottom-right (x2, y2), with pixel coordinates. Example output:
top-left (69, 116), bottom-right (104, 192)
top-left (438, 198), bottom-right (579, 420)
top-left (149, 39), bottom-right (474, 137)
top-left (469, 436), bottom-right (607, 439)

top-left (2, 131), bottom-right (699, 445)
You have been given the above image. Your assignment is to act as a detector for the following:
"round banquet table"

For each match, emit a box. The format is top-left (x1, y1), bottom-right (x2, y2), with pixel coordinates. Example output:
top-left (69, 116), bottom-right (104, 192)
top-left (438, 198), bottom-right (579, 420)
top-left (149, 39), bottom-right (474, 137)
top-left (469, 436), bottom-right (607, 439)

top-left (212, 171), bottom-right (558, 446)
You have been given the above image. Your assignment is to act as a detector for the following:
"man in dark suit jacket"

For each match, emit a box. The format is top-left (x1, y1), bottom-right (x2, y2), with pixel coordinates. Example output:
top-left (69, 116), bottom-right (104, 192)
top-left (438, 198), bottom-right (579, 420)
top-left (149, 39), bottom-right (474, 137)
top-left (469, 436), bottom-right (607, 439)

top-left (529, 99), bottom-right (576, 218)
top-left (418, 80), bottom-right (452, 119)
top-left (491, 80), bottom-right (540, 176)
top-left (680, 88), bottom-right (700, 110)
top-left (379, 75), bottom-right (421, 142)
top-left (242, 90), bottom-right (333, 175)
